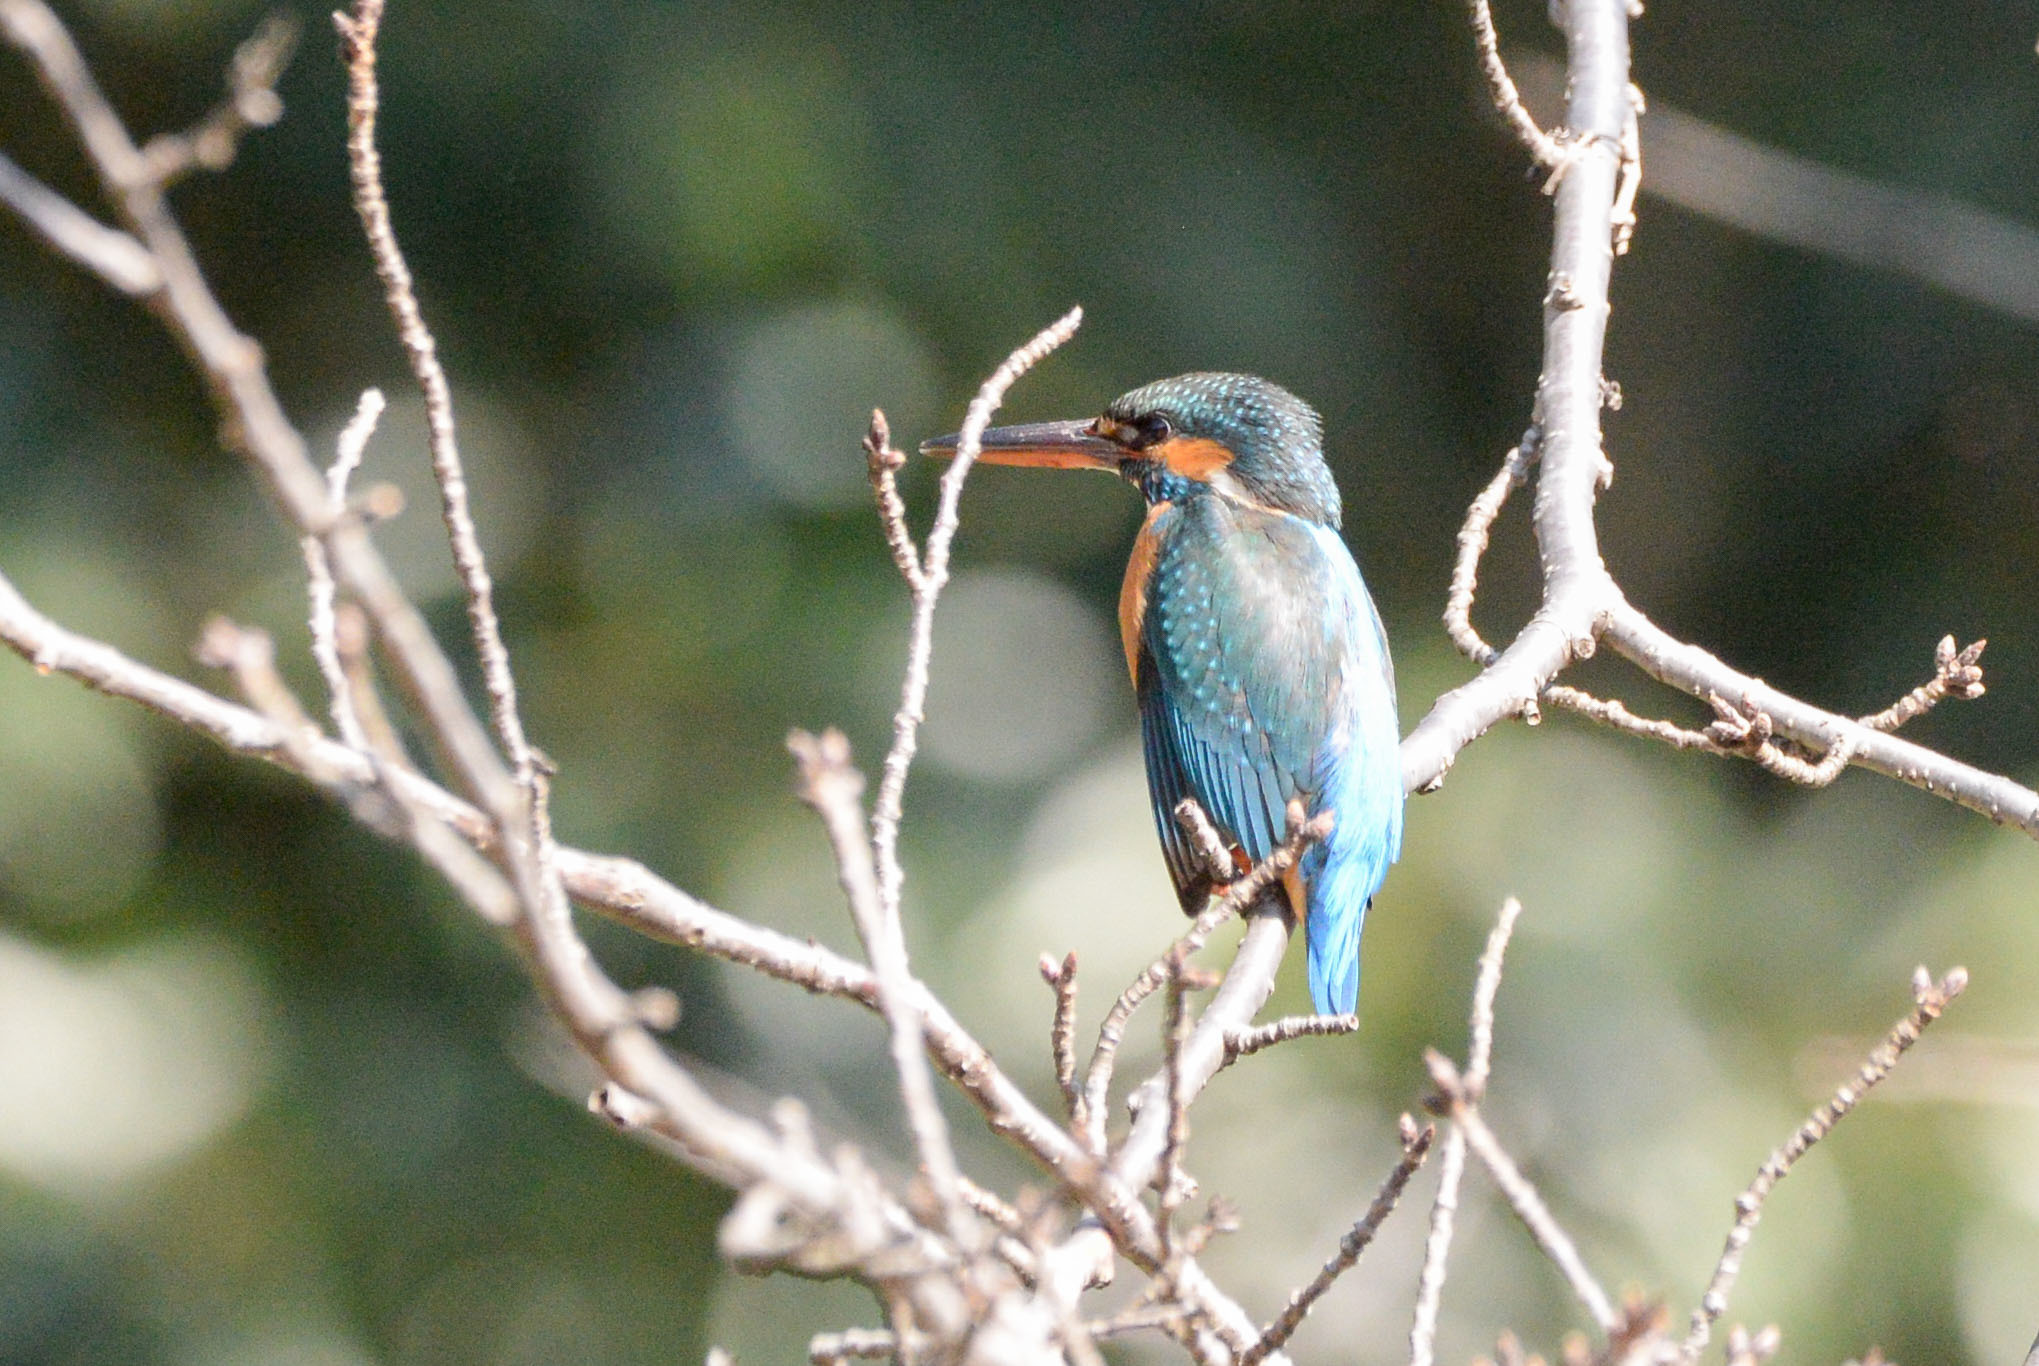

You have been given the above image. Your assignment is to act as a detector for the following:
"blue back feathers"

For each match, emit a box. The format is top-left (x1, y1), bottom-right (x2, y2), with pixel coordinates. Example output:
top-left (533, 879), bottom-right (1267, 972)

top-left (1112, 374), bottom-right (1401, 1015)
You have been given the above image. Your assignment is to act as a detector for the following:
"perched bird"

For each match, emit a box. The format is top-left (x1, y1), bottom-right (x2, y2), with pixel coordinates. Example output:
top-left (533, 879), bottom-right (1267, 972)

top-left (924, 373), bottom-right (1402, 1014)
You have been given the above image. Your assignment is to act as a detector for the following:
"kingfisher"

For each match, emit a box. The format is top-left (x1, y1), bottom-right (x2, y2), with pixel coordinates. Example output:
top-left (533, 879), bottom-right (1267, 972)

top-left (923, 373), bottom-right (1402, 1015)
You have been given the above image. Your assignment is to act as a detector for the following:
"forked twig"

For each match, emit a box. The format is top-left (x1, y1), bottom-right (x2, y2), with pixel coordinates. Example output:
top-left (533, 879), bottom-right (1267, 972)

top-left (1242, 1115), bottom-right (1434, 1365)
top-left (1410, 898), bottom-right (1523, 1366)
top-left (1223, 1012), bottom-right (1360, 1064)
top-left (869, 305), bottom-right (1085, 918)
top-left (1082, 806), bottom-right (1335, 1152)
top-left (1429, 1051), bottom-right (1617, 1332)
top-left (1671, 966), bottom-right (1968, 1364)
top-left (1042, 952), bottom-right (1085, 1126)
top-left (335, 0), bottom-right (540, 795)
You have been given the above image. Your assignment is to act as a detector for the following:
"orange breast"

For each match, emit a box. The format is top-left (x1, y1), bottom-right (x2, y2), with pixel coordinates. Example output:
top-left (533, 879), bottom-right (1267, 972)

top-left (1118, 501), bottom-right (1172, 684)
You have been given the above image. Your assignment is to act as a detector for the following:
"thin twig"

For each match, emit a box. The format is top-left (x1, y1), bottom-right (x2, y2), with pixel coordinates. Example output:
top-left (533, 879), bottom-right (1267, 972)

top-left (1156, 947), bottom-right (1203, 1254)
top-left (0, 150), bottom-right (160, 293)
top-left (1085, 1307), bottom-right (1192, 1341)
top-left (1611, 83), bottom-right (1645, 254)
top-left (1444, 434), bottom-right (1538, 667)
top-left (1671, 966), bottom-right (1968, 1364)
top-left (1432, 1052), bottom-right (1618, 1331)
top-left (1041, 952), bottom-right (1085, 1127)
top-left (1858, 635), bottom-right (1986, 733)
top-left (1466, 0), bottom-right (1571, 173)
top-left (1223, 1012), bottom-right (1360, 1064)
top-left (870, 305), bottom-right (1083, 918)
top-left (1408, 1123), bottom-right (1466, 1366)
top-left (1243, 1117), bottom-right (1434, 1365)
top-left (790, 728), bottom-right (971, 1247)
top-left (864, 410), bottom-right (924, 588)
top-left (1542, 684), bottom-right (1720, 752)
top-left (335, 0), bottom-right (539, 793)
top-left (1082, 808), bottom-right (1335, 1152)
top-left (1466, 897), bottom-right (1521, 1093)
top-left (1410, 898), bottom-right (1526, 1366)
top-left (956, 1175), bottom-right (1025, 1235)
top-left (808, 1328), bottom-right (903, 1364)
top-left (303, 387), bottom-right (385, 751)
top-left (332, 603), bottom-right (410, 764)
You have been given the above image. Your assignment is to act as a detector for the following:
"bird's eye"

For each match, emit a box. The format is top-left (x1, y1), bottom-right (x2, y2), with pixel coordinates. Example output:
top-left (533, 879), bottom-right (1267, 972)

top-left (1140, 415), bottom-right (1174, 447)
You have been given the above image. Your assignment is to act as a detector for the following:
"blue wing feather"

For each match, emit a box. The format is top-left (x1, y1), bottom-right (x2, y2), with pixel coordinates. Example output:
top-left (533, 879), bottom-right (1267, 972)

top-left (1135, 498), bottom-right (1402, 1014)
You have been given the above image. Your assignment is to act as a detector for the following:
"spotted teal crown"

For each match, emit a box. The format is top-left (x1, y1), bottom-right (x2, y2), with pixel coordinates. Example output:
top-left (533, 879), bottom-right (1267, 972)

top-left (1106, 372), bottom-right (1342, 529)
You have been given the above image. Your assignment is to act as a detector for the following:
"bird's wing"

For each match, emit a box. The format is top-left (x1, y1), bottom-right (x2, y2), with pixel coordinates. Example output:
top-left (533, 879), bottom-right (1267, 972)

top-left (1137, 497), bottom-right (1371, 906)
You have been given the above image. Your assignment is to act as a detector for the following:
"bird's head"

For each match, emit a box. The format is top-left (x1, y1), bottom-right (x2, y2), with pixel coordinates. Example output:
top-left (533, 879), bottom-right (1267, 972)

top-left (921, 372), bottom-right (1341, 528)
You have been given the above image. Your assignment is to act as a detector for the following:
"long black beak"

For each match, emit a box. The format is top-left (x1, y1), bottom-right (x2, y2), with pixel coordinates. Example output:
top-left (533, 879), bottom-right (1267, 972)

top-left (918, 419), bottom-right (1124, 471)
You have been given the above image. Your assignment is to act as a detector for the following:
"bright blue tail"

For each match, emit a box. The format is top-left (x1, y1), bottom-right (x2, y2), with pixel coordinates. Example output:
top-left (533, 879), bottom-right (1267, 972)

top-left (1302, 710), bottom-right (1403, 1015)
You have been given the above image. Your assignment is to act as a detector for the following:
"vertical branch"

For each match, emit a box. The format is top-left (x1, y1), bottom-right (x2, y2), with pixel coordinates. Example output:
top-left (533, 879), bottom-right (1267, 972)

top-left (1406, 1121), bottom-right (1466, 1366)
top-left (1041, 952), bottom-right (1085, 1128)
top-left (790, 729), bottom-right (972, 1246)
top-left (1155, 947), bottom-right (1204, 1258)
top-left (1409, 898), bottom-right (1524, 1366)
top-left (868, 306), bottom-right (1084, 915)
top-left (334, 0), bottom-right (539, 791)
top-left (303, 386), bottom-right (385, 751)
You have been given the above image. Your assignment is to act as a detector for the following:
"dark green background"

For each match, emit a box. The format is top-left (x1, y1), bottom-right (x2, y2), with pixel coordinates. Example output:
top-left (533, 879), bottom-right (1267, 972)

top-left (4, 1), bottom-right (2039, 1361)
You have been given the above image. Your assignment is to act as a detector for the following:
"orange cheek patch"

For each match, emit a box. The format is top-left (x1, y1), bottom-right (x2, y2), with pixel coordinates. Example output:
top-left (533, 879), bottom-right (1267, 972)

top-left (1155, 436), bottom-right (1237, 482)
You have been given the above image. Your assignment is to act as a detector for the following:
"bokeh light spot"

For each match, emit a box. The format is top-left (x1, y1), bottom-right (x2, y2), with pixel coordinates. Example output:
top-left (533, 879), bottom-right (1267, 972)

top-left (0, 933), bottom-right (272, 1195)
top-left (917, 568), bottom-right (1117, 782)
top-left (725, 298), bottom-right (938, 511)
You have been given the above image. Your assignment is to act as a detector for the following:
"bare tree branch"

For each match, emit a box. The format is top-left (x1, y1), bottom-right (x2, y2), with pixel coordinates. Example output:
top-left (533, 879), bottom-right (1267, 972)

top-left (140, 12), bottom-right (296, 184)
top-left (1410, 897), bottom-right (1527, 1366)
top-left (1435, 1), bottom-right (2039, 846)
top-left (791, 727), bottom-right (973, 1247)
top-left (335, 0), bottom-right (541, 795)
top-left (1671, 966), bottom-right (1969, 1364)
top-left (1428, 1050), bottom-right (1617, 1333)
top-left (1241, 1116), bottom-right (1434, 1365)
top-left (0, 1), bottom-right (2010, 1360)
top-left (1040, 952), bottom-right (1084, 1127)
top-left (1465, 0), bottom-right (1569, 174)
top-left (0, 149), bottom-right (159, 292)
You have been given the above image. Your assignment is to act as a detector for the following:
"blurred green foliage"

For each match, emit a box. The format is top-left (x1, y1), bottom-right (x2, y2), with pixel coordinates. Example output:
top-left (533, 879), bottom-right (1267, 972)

top-left (5, 1), bottom-right (2039, 1362)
